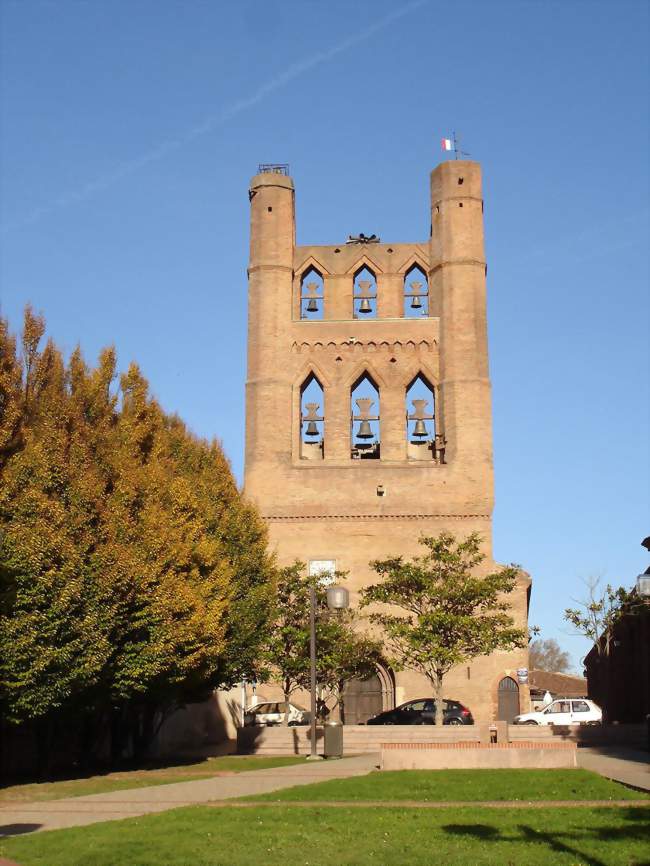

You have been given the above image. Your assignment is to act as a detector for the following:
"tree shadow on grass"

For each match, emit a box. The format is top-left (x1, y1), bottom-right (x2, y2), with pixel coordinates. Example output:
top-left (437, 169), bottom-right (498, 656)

top-left (0, 823), bottom-right (42, 837)
top-left (443, 809), bottom-right (650, 866)
top-left (443, 823), bottom-right (608, 866)
top-left (442, 824), bottom-right (498, 840)
top-left (0, 751), bottom-right (234, 791)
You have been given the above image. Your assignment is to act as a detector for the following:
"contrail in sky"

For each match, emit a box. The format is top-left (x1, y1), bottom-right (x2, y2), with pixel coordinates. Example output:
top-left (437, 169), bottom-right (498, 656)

top-left (1, 0), bottom-right (427, 234)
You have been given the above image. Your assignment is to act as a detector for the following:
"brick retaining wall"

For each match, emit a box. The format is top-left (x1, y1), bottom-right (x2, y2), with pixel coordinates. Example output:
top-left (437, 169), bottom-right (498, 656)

top-left (381, 741), bottom-right (578, 770)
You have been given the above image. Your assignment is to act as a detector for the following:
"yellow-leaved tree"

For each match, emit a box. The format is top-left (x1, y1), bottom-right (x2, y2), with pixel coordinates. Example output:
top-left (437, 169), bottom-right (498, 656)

top-left (0, 309), bottom-right (274, 770)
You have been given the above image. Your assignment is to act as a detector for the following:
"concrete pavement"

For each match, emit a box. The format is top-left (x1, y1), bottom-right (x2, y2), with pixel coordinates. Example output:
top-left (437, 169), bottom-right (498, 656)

top-left (0, 754), bottom-right (379, 836)
top-left (577, 746), bottom-right (649, 791)
top-left (1, 746), bottom-right (646, 838)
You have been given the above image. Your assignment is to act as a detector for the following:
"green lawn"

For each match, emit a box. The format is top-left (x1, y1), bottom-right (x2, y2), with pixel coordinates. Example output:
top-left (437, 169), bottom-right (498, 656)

top-left (248, 768), bottom-right (648, 803)
top-left (0, 756), bottom-right (304, 803)
top-left (2, 804), bottom-right (649, 866)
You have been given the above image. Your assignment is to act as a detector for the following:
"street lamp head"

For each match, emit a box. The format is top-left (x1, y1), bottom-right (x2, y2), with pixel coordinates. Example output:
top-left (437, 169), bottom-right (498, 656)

top-left (636, 573), bottom-right (650, 598)
top-left (326, 585), bottom-right (349, 610)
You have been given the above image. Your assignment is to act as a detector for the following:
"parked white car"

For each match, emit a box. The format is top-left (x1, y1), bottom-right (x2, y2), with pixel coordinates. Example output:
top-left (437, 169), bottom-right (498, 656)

top-left (513, 698), bottom-right (602, 726)
top-left (244, 701), bottom-right (310, 727)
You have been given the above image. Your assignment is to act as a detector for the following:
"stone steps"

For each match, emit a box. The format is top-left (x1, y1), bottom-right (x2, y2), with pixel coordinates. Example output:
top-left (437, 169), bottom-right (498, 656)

top-left (237, 723), bottom-right (648, 755)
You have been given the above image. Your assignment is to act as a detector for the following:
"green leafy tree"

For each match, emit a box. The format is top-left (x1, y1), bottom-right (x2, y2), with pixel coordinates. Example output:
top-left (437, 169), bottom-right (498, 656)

top-left (361, 532), bottom-right (526, 726)
top-left (0, 317), bottom-right (109, 729)
top-left (315, 614), bottom-right (382, 722)
top-left (263, 564), bottom-right (381, 724)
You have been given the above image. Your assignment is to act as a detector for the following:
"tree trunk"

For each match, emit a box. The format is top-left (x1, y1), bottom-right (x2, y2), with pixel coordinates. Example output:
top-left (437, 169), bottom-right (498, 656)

top-left (433, 671), bottom-right (444, 727)
top-left (35, 715), bottom-right (54, 778)
top-left (133, 705), bottom-right (156, 762)
top-left (338, 680), bottom-right (345, 725)
top-left (283, 683), bottom-right (291, 726)
top-left (110, 707), bottom-right (127, 765)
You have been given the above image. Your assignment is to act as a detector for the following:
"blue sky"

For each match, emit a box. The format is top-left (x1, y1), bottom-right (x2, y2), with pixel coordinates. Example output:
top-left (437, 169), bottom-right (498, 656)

top-left (1, 0), bottom-right (648, 671)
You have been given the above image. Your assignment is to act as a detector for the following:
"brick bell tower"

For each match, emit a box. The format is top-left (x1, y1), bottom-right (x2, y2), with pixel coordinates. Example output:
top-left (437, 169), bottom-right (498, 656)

top-left (244, 162), bottom-right (530, 723)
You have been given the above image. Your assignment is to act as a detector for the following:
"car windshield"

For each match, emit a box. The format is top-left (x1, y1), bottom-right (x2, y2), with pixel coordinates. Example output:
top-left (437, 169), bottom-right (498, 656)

top-left (545, 701), bottom-right (570, 714)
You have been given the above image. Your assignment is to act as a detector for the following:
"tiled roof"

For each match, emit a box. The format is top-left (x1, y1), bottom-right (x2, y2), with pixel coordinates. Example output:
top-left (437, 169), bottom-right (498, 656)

top-left (528, 669), bottom-right (588, 697)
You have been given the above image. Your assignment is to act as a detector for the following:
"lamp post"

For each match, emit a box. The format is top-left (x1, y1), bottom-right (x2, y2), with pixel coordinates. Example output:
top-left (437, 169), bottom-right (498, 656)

top-left (306, 583), bottom-right (350, 761)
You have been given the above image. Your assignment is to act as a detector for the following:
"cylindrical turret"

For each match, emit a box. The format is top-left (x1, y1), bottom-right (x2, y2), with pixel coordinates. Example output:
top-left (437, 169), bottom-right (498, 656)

top-left (430, 161), bottom-right (492, 500)
top-left (245, 170), bottom-right (295, 483)
top-left (248, 172), bottom-right (295, 271)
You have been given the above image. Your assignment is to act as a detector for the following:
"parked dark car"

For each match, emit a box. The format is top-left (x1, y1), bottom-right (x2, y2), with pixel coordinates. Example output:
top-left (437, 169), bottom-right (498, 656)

top-left (366, 698), bottom-right (474, 725)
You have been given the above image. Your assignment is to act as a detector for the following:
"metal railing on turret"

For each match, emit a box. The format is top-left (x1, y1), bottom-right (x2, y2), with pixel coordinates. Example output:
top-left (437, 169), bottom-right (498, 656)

top-left (258, 163), bottom-right (290, 175)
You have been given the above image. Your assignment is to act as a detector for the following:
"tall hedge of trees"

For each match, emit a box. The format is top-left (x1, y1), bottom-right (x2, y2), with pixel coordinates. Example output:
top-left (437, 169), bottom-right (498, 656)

top-left (0, 309), bottom-right (275, 770)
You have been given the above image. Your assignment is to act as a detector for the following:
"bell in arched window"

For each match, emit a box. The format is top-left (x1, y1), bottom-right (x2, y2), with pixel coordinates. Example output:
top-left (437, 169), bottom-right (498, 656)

top-left (413, 419), bottom-right (428, 437)
top-left (410, 295), bottom-right (422, 310)
top-left (306, 297), bottom-right (319, 313)
top-left (358, 298), bottom-right (372, 314)
top-left (304, 421), bottom-right (319, 436)
top-left (357, 420), bottom-right (374, 439)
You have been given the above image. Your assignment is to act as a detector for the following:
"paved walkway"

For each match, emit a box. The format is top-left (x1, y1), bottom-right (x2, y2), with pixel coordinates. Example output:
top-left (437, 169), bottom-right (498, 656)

top-left (577, 746), bottom-right (649, 791)
top-left (1, 746), bottom-right (646, 838)
top-left (0, 754), bottom-right (378, 836)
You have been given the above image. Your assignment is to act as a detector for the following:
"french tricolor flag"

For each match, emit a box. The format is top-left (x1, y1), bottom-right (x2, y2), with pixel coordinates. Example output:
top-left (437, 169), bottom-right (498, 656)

top-left (441, 138), bottom-right (453, 151)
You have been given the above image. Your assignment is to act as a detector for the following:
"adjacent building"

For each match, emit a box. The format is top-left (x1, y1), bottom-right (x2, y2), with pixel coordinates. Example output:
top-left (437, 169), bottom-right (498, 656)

top-left (584, 605), bottom-right (650, 724)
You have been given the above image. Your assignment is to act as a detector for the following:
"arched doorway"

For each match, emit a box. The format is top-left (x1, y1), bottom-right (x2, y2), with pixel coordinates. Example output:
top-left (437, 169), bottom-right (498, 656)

top-left (497, 676), bottom-right (520, 722)
top-left (342, 665), bottom-right (395, 724)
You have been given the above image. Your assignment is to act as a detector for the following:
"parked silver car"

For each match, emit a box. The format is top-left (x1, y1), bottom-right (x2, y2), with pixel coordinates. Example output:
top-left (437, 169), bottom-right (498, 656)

top-left (244, 701), bottom-right (310, 727)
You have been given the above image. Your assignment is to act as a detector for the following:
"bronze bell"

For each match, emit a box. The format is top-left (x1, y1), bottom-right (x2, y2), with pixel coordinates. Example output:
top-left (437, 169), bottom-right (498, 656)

top-left (410, 295), bottom-right (422, 310)
top-left (357, 420), bottom-right (373, 439)
top-left (358, 298), bottom-right (372, 314)
top-left (413, 419), bottom-right (428, 438)
top-left (304, 421), bottom-right (319, 436)
top-left (306, 298), bottom-right (319, 313)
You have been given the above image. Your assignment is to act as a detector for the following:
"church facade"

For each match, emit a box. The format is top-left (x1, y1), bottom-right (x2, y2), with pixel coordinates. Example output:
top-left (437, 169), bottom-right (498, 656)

top-left (244, 160), bottom-right (531, 723)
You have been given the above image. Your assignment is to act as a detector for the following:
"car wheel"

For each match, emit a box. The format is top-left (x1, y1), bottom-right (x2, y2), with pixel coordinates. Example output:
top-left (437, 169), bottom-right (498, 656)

top-left (447, 718), bottom-right (463, 726)
top-left (522, 720), bottom-right (538, 725)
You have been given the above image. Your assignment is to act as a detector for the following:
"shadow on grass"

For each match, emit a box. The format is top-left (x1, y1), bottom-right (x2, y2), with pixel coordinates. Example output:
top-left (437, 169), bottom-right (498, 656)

top-left (0, 823), bottom-right (42, 837)
top-left (0, 752), bottom-right (226, 791)
top-left (442, 824), bottom-right (498, 840)
top-left (443, 807), bottom-right (650, 866)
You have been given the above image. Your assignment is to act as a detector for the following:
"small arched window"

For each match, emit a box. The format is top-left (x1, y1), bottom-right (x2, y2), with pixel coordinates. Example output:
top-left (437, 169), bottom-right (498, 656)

top-left (405, 373), bottom-right (442, 462)
top-left (300, 267), bottom-right (324, 320)
top-left (351, 372), bottom-right (380, 460)
top-left (403, 265), bottom-right (429, 318)
top-left (353, 266), bottom-right (377, 319)
top-left (300, 373), bottom-right (324, 460)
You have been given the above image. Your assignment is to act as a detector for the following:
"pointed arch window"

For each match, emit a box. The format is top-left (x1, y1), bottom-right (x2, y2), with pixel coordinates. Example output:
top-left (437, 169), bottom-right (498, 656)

top-left (300, 267), bottom-right (324, 320)
top-left (300, 373), bottom-right (324, 460)
top-left (351, 372), bottom-right (380, 460)
top-left (406, 373), bottom-right (443, 462)
top-left (353, 266), bottom-right (377, 319)
top-left (404, 264), bottom-right (429, 318)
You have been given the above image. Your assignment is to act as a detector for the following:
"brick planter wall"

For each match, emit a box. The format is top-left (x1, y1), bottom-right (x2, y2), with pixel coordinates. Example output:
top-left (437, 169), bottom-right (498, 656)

top-left (381, 741), bottom-right (578, 770)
